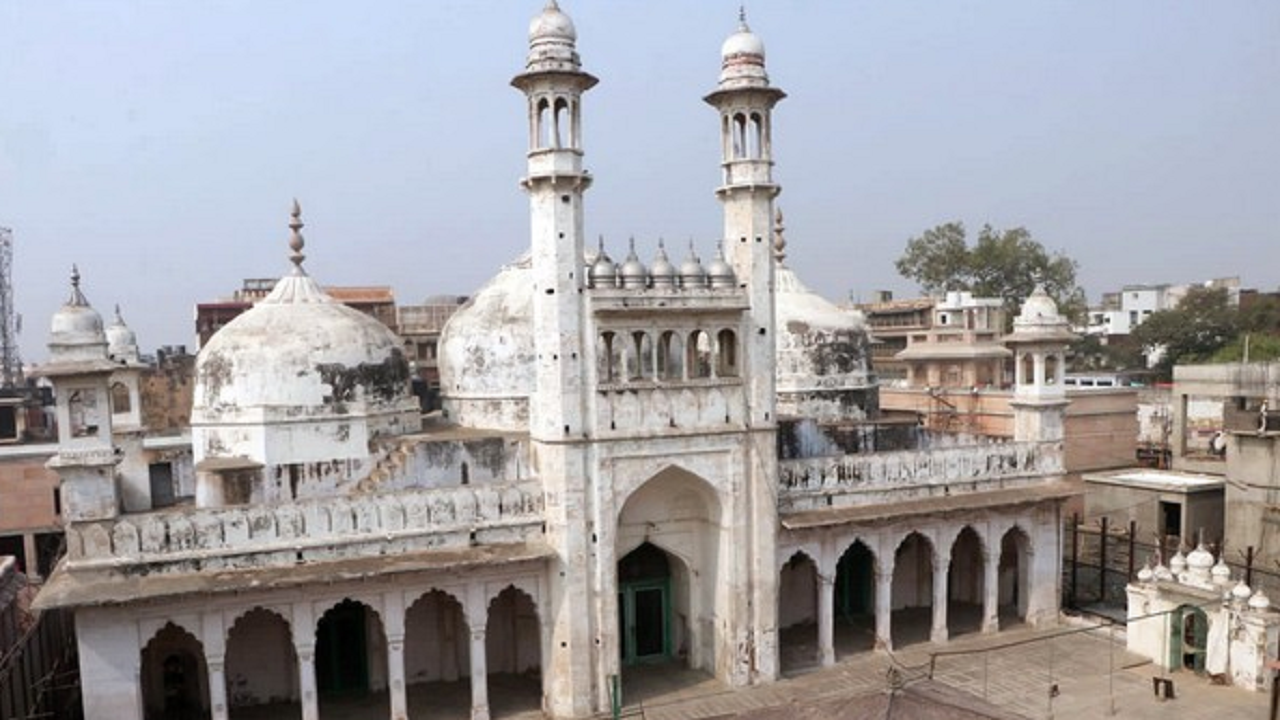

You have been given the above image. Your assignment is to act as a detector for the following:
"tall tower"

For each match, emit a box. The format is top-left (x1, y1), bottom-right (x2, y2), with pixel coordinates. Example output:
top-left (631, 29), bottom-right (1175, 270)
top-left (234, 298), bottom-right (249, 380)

top-left (704, 11), bottom-right (785, 684)
top-left (704, 10), bottom-right (785, 424)
top-left (37, 268), bottom-right (121, 521)
top-left (511, 2), bottom-right (597, 716)
top-left (1005, 286), bottom-right (1077, 443)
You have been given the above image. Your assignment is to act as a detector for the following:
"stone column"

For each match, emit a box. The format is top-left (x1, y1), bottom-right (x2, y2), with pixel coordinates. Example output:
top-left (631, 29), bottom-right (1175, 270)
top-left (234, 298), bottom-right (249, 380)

top-left (931, 551), bottom-right (948, 644)
top-left (207, 655), bottom-right (229, 720)
top-left (1032, 352), bottom-right (1045, 389)
top-left (874, 569), bottom-right (893, 651)
top-left (469, 624), bottom-right (489, 720)
top-left (387, 634), bottom-right (407, 720)
top-left (817, 573), bottom-right (835, 666)
top-left (1013, 350), bottom-right (1024, 386)
top-left (982, 550), bottom-right (999, 634)
top-left (21, 533), bottom-right (38, 579)
top-left (297, 646), bottom-right (319, 720)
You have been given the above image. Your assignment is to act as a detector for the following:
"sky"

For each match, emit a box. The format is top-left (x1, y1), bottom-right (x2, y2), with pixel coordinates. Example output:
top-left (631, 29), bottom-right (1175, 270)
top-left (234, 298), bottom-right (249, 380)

top-left (1, 1), bottom-right (1277, 363)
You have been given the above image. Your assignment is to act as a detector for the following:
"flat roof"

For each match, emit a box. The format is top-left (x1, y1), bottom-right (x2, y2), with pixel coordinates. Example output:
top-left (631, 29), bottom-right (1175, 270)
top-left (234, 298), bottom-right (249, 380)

top-left (1083, 468), bottom-right (1223, 493)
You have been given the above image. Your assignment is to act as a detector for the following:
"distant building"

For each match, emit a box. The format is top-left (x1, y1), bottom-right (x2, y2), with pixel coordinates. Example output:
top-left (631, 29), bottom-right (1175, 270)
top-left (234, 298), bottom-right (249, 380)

top-left (851, 293), bottom-right (934, 383)
top-left (894, 290), bottom-right (1010, 390)
top-left (1085, 277), bottom-right (1241, 338)
top-left (195, 278), bottom-right (398, 347)
top-left (398, 295), bottom-right (468, 392)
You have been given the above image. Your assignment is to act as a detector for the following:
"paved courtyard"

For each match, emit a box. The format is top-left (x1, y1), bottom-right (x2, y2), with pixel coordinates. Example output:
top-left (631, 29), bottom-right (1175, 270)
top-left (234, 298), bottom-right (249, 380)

top-left (613, 622), bottom-right (1271, 720)
top-left (258, 621), bottom-right (1273, 719)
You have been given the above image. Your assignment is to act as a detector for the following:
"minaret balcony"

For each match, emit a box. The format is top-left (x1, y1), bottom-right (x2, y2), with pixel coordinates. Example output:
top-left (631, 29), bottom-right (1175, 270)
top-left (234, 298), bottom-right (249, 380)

top-left (720, 159), bottom-right (774, 187)
top-left (526, 149), bottom-right (585, 179)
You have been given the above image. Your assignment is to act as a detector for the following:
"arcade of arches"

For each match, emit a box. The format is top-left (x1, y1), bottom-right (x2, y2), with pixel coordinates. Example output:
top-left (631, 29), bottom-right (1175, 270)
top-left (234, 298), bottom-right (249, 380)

top-left (777, 517), bottom-right (1046, 673)
top-left (132, 574), bottom-right (544, 720)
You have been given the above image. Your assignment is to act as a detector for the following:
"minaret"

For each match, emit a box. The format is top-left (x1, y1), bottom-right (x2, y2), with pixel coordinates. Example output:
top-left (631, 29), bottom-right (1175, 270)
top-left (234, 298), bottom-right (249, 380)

top-left (37, 267), bottom-right (121, 521)
top-left (511, 3), bottom-right (596, 716)
top-left (704, 8), bottom-right (785, 425)
top-left (511, 0), bottom-right (596, 440)
top-left (704, 10), bottom-right (785, 685)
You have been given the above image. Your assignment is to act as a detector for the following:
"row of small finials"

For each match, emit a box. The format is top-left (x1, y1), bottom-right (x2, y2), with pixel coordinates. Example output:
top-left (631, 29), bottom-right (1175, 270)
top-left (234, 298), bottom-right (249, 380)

top-left (586, 237), bottom-right (735, 290)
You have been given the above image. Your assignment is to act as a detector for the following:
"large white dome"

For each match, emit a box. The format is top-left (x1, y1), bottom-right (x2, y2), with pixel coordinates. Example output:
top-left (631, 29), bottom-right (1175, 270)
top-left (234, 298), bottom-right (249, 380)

top-left (774, 265), bottom-right (876, 420)
top-left (193, 272), bottom-right (414, 422)
top-left (438, 254), bottom-right (536, 431)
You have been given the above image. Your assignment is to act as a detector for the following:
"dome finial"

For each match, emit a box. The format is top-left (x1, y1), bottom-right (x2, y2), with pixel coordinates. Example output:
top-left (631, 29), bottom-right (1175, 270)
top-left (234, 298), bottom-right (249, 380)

top-left (288, 198), bottom-right (307, 273)
top-left (738, 5), bottom-right (749, 31)
top-left (67, 265), bottom-right (89, 307)
top-left (114, 304), bottom-right (124, 323)
top-left (773, 207), bottom-right (787, 262)
top-left (545, 0), bottom-right (560, 9)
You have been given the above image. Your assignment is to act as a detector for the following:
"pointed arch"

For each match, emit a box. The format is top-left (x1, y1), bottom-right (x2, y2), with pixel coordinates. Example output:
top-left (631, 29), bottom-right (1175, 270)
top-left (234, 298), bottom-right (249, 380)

top-left (891, 531), bottom-right (935, 649)
top-left (947, 526), bottom-right (985, 638)
top-left (778, 550), bottom-right (819, 672)
top-left (485, 585), bottom-right (542, 714)
top-left (998, 525), bottom-right (1032, 626)
top-left (226, 607), bottom-right (300, 717)
top-left (315, 599), bottom-right (388, 717)
top-left (834, 539), bottom-right (878, 657)
top-left (140, 622), bottom-right (211, 720)
top-left (404, 588), bottom-right (469, 717)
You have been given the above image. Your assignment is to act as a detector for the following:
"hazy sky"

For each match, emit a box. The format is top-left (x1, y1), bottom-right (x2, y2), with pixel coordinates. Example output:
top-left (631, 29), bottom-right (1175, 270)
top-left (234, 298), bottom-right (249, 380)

top-left (2, 1), bottom-right (1277, 362)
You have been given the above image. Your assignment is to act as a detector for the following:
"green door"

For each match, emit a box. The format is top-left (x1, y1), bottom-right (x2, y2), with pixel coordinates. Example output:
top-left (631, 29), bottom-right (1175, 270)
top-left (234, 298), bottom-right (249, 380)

top-left (620, 580), bottom-right (671, 663)
top-left (1169, 605), bottom-right (1207, 673)
top-left (618, 542), bottom-right (674, 665)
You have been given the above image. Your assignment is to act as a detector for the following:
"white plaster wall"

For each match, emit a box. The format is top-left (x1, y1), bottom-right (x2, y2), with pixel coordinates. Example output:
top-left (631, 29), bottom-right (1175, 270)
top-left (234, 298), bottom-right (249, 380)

top-left (77, 607), bottom-right (143, 720)
top-left (403, 592), bottom-right (469, 683)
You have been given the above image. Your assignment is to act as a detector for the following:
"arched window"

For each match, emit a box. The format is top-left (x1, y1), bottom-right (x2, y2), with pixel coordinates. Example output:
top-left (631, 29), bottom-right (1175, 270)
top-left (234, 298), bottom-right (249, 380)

top-left (748, 113), bottom-right (764, 159)
top-left (716, 329), bottom-right (738, 377)
top-left (657, 331), bottom-right (683, 381)
top-left (536, 98), bottom-right (551, 149)
top-left (598, 332), bottom-right (616, 383)
top-left (632, 331), bottom-right (655, 381)
top-left (687, 330), bottom-right (712, 379)
top-left (733, 113), bottom-right (748, 159)
top-left (553, 97), bottom-right (569, 149)
top-left (110, 381), bottom-right (132, 415)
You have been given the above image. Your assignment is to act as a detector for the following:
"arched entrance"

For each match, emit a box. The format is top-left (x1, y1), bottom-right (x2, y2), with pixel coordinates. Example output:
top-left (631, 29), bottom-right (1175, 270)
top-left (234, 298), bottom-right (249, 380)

top-left (404, 590), bottom-right (469, 718)
top-left (615, 466), bottom-right (722, 677)
top-left (140, 623), bottom-right (210, 720)
top-left (891, 532), bottom-right (935, 648)
top-left (998, 527), bottom-right (1031, 626)
top-left (618, 542), bottom-right (674, 664)
top-left (947, 526), bottom-right (984, 637)
top-left (225, 608), bottom-right (300, 719)
top-left (315, 599), bottom-right (388, 719)
top-left (1171, 605), bottom-right (1208, 673)
top-left (486, 586), bottom-right (542, 716)
top-left (777, 551), bottom-right (818, 672)
top-left (833, 540), bottom-right (876, 658)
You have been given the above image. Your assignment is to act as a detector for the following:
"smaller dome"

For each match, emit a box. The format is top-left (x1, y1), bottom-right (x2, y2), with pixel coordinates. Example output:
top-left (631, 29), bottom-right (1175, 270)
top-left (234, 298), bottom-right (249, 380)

top-left (649, 240), bottom-right (676, 289)
top-left (1018, 284), bottom-right (1059, 322)
top-left (1249, 589), bottom-right (1272, 611)
top-left (1187, 544), bottom-right (1214, 569)
top-left (529, 0), bottom-right (576, 43)
top-left (679, 242), bottom-right (708, 289)
top-left (1136, 563), bottom-right (1154, 583)
top-left (1211, 556), bottom-right (1232, 585)
top-left (1232, 580), bottom-right (1253, 601)
top-left (721, 26), bottom-right (765, 60)
top-left (48, 266), bottom-right (108, 363)
top-left (1153, 563), bottom-right (1174, 582)
top-left (106, 305), bottom-right (140, 364)
top-left (589, 239), bottom-right (618, 288)
top-left (1169, 549), bottom-right (1187, 575)
top-left (618, 238), bottom-right (649, 289)
top-left (706, 242), bottom-right (736, 289)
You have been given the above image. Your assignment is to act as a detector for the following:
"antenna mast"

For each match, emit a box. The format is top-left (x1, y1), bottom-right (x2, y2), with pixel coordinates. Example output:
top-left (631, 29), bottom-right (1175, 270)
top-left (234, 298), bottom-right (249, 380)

top-left (0, 227), bottom-right (22, 388)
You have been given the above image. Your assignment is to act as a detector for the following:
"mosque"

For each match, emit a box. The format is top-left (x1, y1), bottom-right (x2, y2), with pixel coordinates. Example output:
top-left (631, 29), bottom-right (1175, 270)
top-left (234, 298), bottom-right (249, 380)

top-left (34, 3), bottom-right (1076, 719)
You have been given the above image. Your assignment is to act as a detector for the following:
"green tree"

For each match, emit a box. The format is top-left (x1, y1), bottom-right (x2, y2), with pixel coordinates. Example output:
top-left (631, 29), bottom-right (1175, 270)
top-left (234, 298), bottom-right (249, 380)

top-left (895, 222), bottom-right (1085, 322)
top-left (1130, 286), bottom-right (1239, 377)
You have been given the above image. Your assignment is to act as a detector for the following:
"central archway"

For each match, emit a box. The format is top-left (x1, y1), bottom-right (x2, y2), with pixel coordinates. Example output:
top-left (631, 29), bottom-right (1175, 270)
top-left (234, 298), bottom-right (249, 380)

top-left (616, 465), bottom-right (723, 689)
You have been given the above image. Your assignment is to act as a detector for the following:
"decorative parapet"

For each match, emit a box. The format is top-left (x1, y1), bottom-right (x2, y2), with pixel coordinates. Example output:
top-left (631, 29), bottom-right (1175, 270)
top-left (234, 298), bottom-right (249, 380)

top-left (63, 480), bottom-right (545, 573)
top-left (777, 441), bottom-right (1062, 513)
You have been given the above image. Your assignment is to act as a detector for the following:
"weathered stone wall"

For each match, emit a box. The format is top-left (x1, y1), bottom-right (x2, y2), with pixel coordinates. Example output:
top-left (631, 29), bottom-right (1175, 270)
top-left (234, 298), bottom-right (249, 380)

top-left (777, 441), bottom-right (1061, 513)
top-left (66, 480), bottom-right (545, 571)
